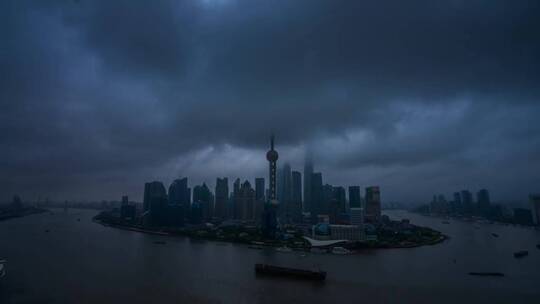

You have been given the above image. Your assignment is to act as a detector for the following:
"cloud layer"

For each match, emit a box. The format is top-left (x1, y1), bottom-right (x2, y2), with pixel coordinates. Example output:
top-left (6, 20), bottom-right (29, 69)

top-left (1, 0), bottom-right (539, 203)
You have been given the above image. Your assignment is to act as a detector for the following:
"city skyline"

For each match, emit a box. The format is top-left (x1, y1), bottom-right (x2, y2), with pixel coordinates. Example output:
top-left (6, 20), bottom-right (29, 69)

top-left (2, 151), bottom-right (532, 208)
top-left (128, 135), bottom-right (383, 232)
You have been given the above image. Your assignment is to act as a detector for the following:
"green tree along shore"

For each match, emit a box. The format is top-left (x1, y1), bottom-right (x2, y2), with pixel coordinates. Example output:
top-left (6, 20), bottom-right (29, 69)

top-left (93, 211), bottom-right (446, 252)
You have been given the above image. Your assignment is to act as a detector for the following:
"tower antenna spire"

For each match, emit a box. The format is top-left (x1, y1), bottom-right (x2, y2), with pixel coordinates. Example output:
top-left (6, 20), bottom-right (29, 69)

top-left (266, 133), bottom-right (279, 201)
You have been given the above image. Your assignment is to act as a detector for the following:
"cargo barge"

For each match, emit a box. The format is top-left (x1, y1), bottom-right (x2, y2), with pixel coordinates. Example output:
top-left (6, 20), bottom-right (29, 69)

top-left (468, 272), bottom-right (504, 277)
top-left (255, 263), bottom-right (326, 281)
top-left (514, 250), bottom-right (528, 258)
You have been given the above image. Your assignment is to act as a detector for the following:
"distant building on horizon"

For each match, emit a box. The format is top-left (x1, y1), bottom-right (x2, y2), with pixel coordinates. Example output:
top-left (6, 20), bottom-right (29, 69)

top-left (430, 194), bottom-right (448, 214)
top-left (232, 178), bottom-right (241, 219)
top-left (529, 194), bottom-right (540, 226)
top-left (461, 190), bottom-right (474, 215)
top-left (452, 192), bottom-right (462, 214)
top-left (514, 208), bottom-right (533, 226)
top-left (476, 189), bottom-right (491, 217)
top-left (120, 195), bottom-right (136, 220)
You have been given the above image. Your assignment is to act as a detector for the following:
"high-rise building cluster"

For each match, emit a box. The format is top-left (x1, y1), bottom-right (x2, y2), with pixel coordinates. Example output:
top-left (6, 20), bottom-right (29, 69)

top-left (122, 135), bottom-right (382, 240)
top-left (428, 190), bottom-right (540, 226)
top-left (430, 189), bottom-right (493, 218)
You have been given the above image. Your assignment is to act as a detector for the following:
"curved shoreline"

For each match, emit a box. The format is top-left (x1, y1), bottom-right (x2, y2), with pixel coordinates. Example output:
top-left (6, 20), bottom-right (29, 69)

top-left (0, 208), bottom-right (49, 222)
top-left (93, 215), bottom-right (448, 252)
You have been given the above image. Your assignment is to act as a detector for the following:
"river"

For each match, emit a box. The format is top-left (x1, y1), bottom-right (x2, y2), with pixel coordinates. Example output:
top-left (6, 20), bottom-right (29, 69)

top-left (1, 209), bottom-right (539, 303)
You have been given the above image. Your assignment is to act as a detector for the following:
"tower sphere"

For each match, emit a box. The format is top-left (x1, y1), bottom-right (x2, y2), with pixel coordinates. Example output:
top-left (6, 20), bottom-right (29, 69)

top-left (266, 150), bottom-right (278, 162)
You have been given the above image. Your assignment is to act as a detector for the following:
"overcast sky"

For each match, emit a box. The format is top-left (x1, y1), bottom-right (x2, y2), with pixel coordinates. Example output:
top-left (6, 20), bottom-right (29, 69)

top-left (1, 0), bottom-right (539, 204)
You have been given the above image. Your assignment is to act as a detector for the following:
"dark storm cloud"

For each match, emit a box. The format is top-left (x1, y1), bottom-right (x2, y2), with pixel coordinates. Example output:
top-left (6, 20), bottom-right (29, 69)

top-left (1, 0), bottom-right (539, 202)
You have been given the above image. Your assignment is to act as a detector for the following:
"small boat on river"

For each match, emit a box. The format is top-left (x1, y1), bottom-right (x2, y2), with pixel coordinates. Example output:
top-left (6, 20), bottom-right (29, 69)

top-left (468, 272), bottom-right (504, 277)
top-left (0, 259), bottom-right (6, 280)
top-left (514, 250), bottom-right (528, 258)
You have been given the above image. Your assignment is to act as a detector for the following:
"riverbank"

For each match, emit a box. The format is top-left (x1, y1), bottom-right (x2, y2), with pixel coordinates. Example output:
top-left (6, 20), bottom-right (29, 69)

top-left (93, 211), bottom-right (447, 252)
top-left (0, 207), bottom-right (49, 222)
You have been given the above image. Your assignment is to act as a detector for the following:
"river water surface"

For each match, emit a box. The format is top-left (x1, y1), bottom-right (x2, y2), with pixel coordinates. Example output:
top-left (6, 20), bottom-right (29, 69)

top-left (1, 209), bottom-right (539, 303)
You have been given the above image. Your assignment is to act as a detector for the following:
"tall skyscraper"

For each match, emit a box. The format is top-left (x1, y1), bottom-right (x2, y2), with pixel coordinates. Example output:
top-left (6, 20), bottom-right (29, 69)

top-left (167, 179), bottom-right (189, 226)
top-left (237, 180), bottom-right (256, 220)
top-left (255, 178), bottom-right (265, 201)
top-left (143, 181), bottom-right (168, 226)
top-left (214, 177), bottom-right (229, 219)
top-left (233, 178), bottom-right (241, 195)
top-left (232, 178), bottom-right (241, 219)
top-left (303, 155), bottom-right (313, 213)
top-left (168, 177), bottom-right (190, 212)
top-left (193, 183), bottom-right (213, 222)
top-left (143, 183), bottom-right (151, 212)
top-left (348, 186), bottom-right (361, 209)
top-left (365, 186), bottom-right (381, 222)
top-left (254, 177), bottom-right (265, 221)
top-left (291, 171), bottom-right (302, 204)
top-left (310, 172), bottom-right (323, 222)
top-left (164, 182), bottom-right (185, 227)
top-left (333, 186), bottom-right (346, 214)
top-left (278, 163), bottom-right (292, 207)
top-left (143, 181), bottom-right (167, 213)
top-left (322, 184), bottom-right (334, 215)
top-left (530, 194), bottom-right (540, 225)
top-left (290, 171), bottom-right (303, 223)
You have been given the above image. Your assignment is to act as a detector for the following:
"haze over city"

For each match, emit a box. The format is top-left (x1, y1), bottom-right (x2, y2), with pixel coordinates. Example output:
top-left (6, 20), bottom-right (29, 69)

top-left (2, 1), bottom-right (540, 204)
top-left (3, 2), bottom-right (540, 304)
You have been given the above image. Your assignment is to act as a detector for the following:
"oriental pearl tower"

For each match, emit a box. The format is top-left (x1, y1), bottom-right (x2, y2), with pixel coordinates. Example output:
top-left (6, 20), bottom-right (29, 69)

top-left (262, 134), bottom-right (279, 239)
top-left (266, 134), bottom-right (279, 202)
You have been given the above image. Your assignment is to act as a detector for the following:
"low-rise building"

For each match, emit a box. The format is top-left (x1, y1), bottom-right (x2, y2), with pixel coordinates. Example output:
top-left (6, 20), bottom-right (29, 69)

top-left (312, 223), bottom-right (365, 241)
